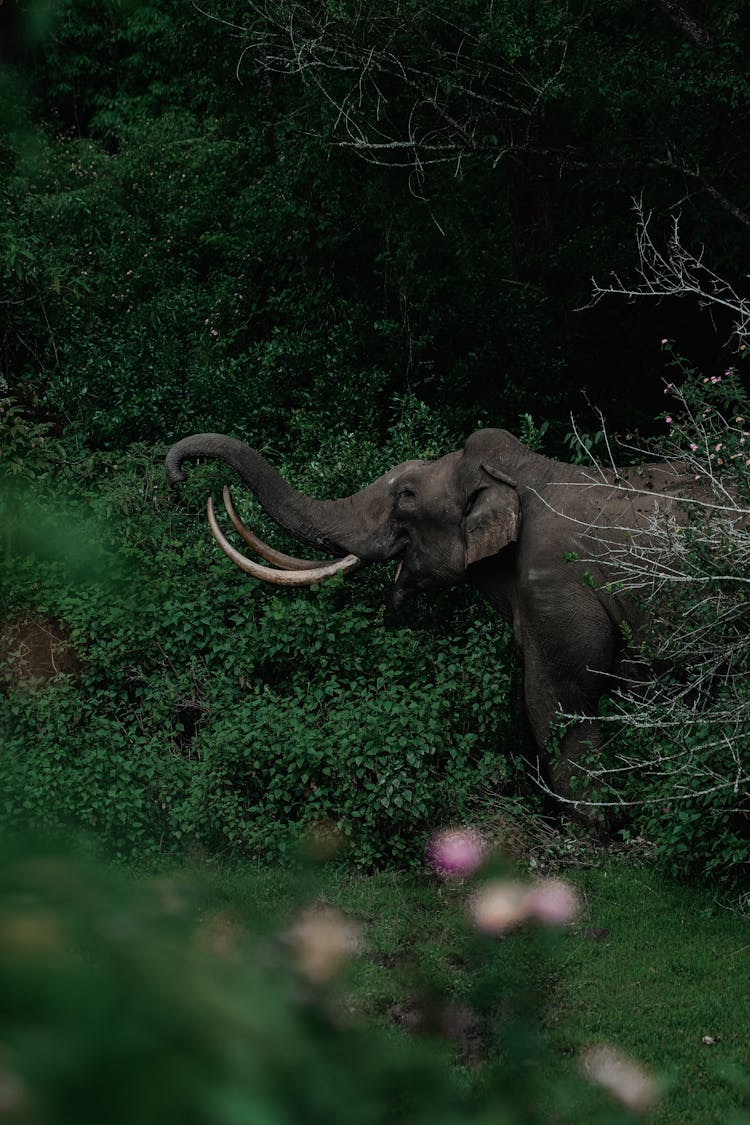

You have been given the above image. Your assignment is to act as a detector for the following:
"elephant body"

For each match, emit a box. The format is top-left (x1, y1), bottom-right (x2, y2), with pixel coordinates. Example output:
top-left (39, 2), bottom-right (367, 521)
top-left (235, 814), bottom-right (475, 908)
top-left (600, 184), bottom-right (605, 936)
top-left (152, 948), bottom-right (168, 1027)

top-left (165, 428), bottom-right (703, 803)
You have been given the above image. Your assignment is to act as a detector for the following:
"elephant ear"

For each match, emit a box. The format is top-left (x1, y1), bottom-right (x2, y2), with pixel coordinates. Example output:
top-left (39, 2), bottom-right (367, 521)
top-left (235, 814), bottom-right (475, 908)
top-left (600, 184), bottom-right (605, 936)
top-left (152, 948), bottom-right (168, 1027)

top-left (464, 472), bottom-right (521, 566)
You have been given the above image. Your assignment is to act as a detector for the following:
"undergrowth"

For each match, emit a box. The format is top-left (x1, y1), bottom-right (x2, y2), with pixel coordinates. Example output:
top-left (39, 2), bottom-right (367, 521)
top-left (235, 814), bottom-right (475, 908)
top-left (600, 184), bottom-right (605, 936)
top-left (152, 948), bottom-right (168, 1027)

top-left (0, 422), bottom-right (518, 866)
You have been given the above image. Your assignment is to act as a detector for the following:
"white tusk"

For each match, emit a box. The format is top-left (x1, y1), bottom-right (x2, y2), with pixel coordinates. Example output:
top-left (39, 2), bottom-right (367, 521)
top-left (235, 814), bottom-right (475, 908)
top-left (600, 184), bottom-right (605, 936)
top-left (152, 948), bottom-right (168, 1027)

top-left (222, 486), bottom-right (334, 571)
top-left (207, 497), bottom-right (361, 585)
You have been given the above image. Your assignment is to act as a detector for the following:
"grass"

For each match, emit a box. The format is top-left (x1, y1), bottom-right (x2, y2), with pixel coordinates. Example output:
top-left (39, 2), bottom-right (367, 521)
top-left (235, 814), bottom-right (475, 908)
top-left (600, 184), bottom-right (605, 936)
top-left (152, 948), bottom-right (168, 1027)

top-left (543, 862), bottom-right (750, 1124)
top-left (183, 853), bottom-right (750, 1123)
top-left (1, 839), bottom-right (748, 1123)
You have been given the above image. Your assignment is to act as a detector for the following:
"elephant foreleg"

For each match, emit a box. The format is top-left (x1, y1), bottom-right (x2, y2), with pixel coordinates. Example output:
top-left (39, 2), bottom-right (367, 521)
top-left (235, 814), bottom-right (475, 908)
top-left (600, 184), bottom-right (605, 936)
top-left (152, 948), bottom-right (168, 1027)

top-left (547, 717), bottom-right (603, 806)
top-left (520, 628), bottom-right (615, 809)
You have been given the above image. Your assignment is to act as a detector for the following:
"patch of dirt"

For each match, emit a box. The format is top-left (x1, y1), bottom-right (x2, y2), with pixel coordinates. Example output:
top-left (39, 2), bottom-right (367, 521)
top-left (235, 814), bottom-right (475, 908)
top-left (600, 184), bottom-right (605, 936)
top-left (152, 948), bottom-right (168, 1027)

top-left (0, 614), bottom-right (82, 688)
top-left (388, 1000), bottom-right (487, 1065)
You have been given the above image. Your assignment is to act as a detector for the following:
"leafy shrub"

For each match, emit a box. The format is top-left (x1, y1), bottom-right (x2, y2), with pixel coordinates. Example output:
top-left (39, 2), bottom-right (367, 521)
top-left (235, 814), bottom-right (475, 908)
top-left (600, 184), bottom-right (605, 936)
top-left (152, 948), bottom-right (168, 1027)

top-left (2, 88), bottom-right (404, 448)
top-left (182, 600), bottom-right (512, 866)
top-left (0, 423), bottom-right (518, 865)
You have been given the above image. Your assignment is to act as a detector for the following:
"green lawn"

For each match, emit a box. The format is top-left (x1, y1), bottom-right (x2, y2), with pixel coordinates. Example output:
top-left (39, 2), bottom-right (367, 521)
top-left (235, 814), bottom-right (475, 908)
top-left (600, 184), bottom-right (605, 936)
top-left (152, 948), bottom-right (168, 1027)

top-left (202, 856), bottom-right (750, 1123)
top-left (543, 863), bottom-right (750, 1124)
top-left (1, 842), bottom-right (748, 1123)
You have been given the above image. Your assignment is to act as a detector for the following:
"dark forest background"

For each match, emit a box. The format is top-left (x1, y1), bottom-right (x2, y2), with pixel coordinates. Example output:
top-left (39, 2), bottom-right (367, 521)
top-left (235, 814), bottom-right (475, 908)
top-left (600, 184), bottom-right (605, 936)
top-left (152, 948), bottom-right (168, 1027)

top-left (2, 0), bottom-right (749, 451)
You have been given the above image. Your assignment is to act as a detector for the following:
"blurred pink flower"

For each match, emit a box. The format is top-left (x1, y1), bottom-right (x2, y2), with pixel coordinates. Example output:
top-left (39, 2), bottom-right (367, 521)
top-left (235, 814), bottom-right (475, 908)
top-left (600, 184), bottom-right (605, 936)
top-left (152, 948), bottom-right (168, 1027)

top-left (665, 416), bottom-right (672, 424)
top-left (470, 877), bottom-right (580, 934)
top-left (290, 905), bottom-right (361, 984)
top-left (524, 879), bottom-right (579, 925)
top-left (427, 829), bottom-right (485, 878)
top-left (582, 1045), bottom-right (659, 1112)
top-left (469, 880), bottom-right (529, 933)
top-left (690, 443), bottom-right (698, 452)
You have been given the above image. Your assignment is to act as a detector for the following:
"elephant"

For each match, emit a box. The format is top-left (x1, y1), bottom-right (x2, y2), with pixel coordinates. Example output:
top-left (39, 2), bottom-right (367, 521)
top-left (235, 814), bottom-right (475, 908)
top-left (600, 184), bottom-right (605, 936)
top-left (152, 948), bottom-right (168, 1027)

top-left (165, 427), bottom-right (704, 805)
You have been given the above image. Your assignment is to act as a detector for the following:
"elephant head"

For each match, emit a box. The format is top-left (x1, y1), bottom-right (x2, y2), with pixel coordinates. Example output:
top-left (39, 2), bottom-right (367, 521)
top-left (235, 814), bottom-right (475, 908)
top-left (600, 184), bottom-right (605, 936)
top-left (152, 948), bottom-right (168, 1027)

top-left (164, 429), bottom-right (541, 608)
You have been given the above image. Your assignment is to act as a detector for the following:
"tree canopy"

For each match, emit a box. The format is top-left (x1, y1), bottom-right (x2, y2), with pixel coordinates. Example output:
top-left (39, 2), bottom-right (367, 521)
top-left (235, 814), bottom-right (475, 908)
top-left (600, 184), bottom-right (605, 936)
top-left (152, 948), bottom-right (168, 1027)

top-left (2, 0), bottom-right (749, 448)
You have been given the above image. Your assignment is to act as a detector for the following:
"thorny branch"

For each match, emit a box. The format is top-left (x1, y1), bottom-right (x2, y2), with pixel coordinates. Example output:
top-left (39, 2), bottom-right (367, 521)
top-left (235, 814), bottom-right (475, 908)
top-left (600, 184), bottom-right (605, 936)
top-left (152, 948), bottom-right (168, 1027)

top-left (588, 200), bottom-right (750, 342)
top-left (558, 217), bottom-right (750, 808)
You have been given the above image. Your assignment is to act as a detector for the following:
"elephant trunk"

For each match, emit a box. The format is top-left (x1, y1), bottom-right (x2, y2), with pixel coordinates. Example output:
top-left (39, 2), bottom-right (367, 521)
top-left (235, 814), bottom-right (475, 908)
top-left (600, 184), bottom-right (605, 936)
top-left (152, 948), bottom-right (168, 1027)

top-left (165, 434), bottom-right (392, 560)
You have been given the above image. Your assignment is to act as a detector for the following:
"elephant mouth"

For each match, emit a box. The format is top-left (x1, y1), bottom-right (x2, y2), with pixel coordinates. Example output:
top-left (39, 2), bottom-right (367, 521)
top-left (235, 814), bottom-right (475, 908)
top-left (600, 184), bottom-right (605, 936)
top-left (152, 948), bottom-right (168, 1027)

top-left (390, 553), bottom-right (419, 610)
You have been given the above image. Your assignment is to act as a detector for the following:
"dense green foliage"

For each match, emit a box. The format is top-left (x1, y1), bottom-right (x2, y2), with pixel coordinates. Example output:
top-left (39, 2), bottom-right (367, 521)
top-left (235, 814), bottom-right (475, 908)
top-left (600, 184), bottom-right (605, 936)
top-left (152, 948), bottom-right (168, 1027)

top-left (0, 403), bottom-right (517, 865)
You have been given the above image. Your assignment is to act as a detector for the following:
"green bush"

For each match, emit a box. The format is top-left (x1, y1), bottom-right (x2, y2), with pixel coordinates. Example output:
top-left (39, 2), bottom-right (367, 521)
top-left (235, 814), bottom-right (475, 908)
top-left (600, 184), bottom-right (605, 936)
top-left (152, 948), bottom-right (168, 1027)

top-left (2, 66), bottom-right (406, 448)
top-left (0, 420), bottom-right (517, 865)
top-left (182, 602), bottom-right (512, 865)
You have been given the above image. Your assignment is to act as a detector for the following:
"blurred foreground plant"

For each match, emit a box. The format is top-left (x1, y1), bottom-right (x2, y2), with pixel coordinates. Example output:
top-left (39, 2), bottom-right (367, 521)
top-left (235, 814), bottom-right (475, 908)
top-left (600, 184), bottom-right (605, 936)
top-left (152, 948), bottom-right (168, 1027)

top-left (0, 833), bottom-right (653, 1125)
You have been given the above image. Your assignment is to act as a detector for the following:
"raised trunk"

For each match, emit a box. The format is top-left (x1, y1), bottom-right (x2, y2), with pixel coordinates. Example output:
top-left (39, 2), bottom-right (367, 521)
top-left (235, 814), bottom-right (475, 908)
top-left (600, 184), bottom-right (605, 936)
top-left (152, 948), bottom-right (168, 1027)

top-left (165, 434), bottom-right (392, 560)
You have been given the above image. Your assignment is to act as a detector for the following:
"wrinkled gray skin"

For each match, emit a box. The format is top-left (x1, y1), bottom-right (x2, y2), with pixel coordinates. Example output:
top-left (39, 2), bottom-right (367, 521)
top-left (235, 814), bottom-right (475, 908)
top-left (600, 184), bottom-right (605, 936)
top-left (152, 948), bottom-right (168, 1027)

top-left (166, 428), bottom-right (695, 803)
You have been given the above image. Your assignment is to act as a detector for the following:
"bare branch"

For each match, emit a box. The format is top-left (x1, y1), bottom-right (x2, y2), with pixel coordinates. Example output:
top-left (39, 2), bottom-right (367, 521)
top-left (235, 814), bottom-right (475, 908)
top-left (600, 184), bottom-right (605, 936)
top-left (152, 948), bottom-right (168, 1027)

top-left (587, 201), bottom-right (750, 345)
top-left (240, 0), bottom-right (569, 179)
top-left (557, 359), bottom-right (750, 812)
top-left (650, 0), bottom-right (713, 48)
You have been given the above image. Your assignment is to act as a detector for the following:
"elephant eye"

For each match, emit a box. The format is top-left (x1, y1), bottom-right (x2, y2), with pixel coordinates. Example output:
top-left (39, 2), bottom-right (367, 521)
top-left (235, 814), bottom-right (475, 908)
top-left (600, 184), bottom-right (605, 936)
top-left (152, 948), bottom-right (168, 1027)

top-left (396, 486), bottom-right (416, 502)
